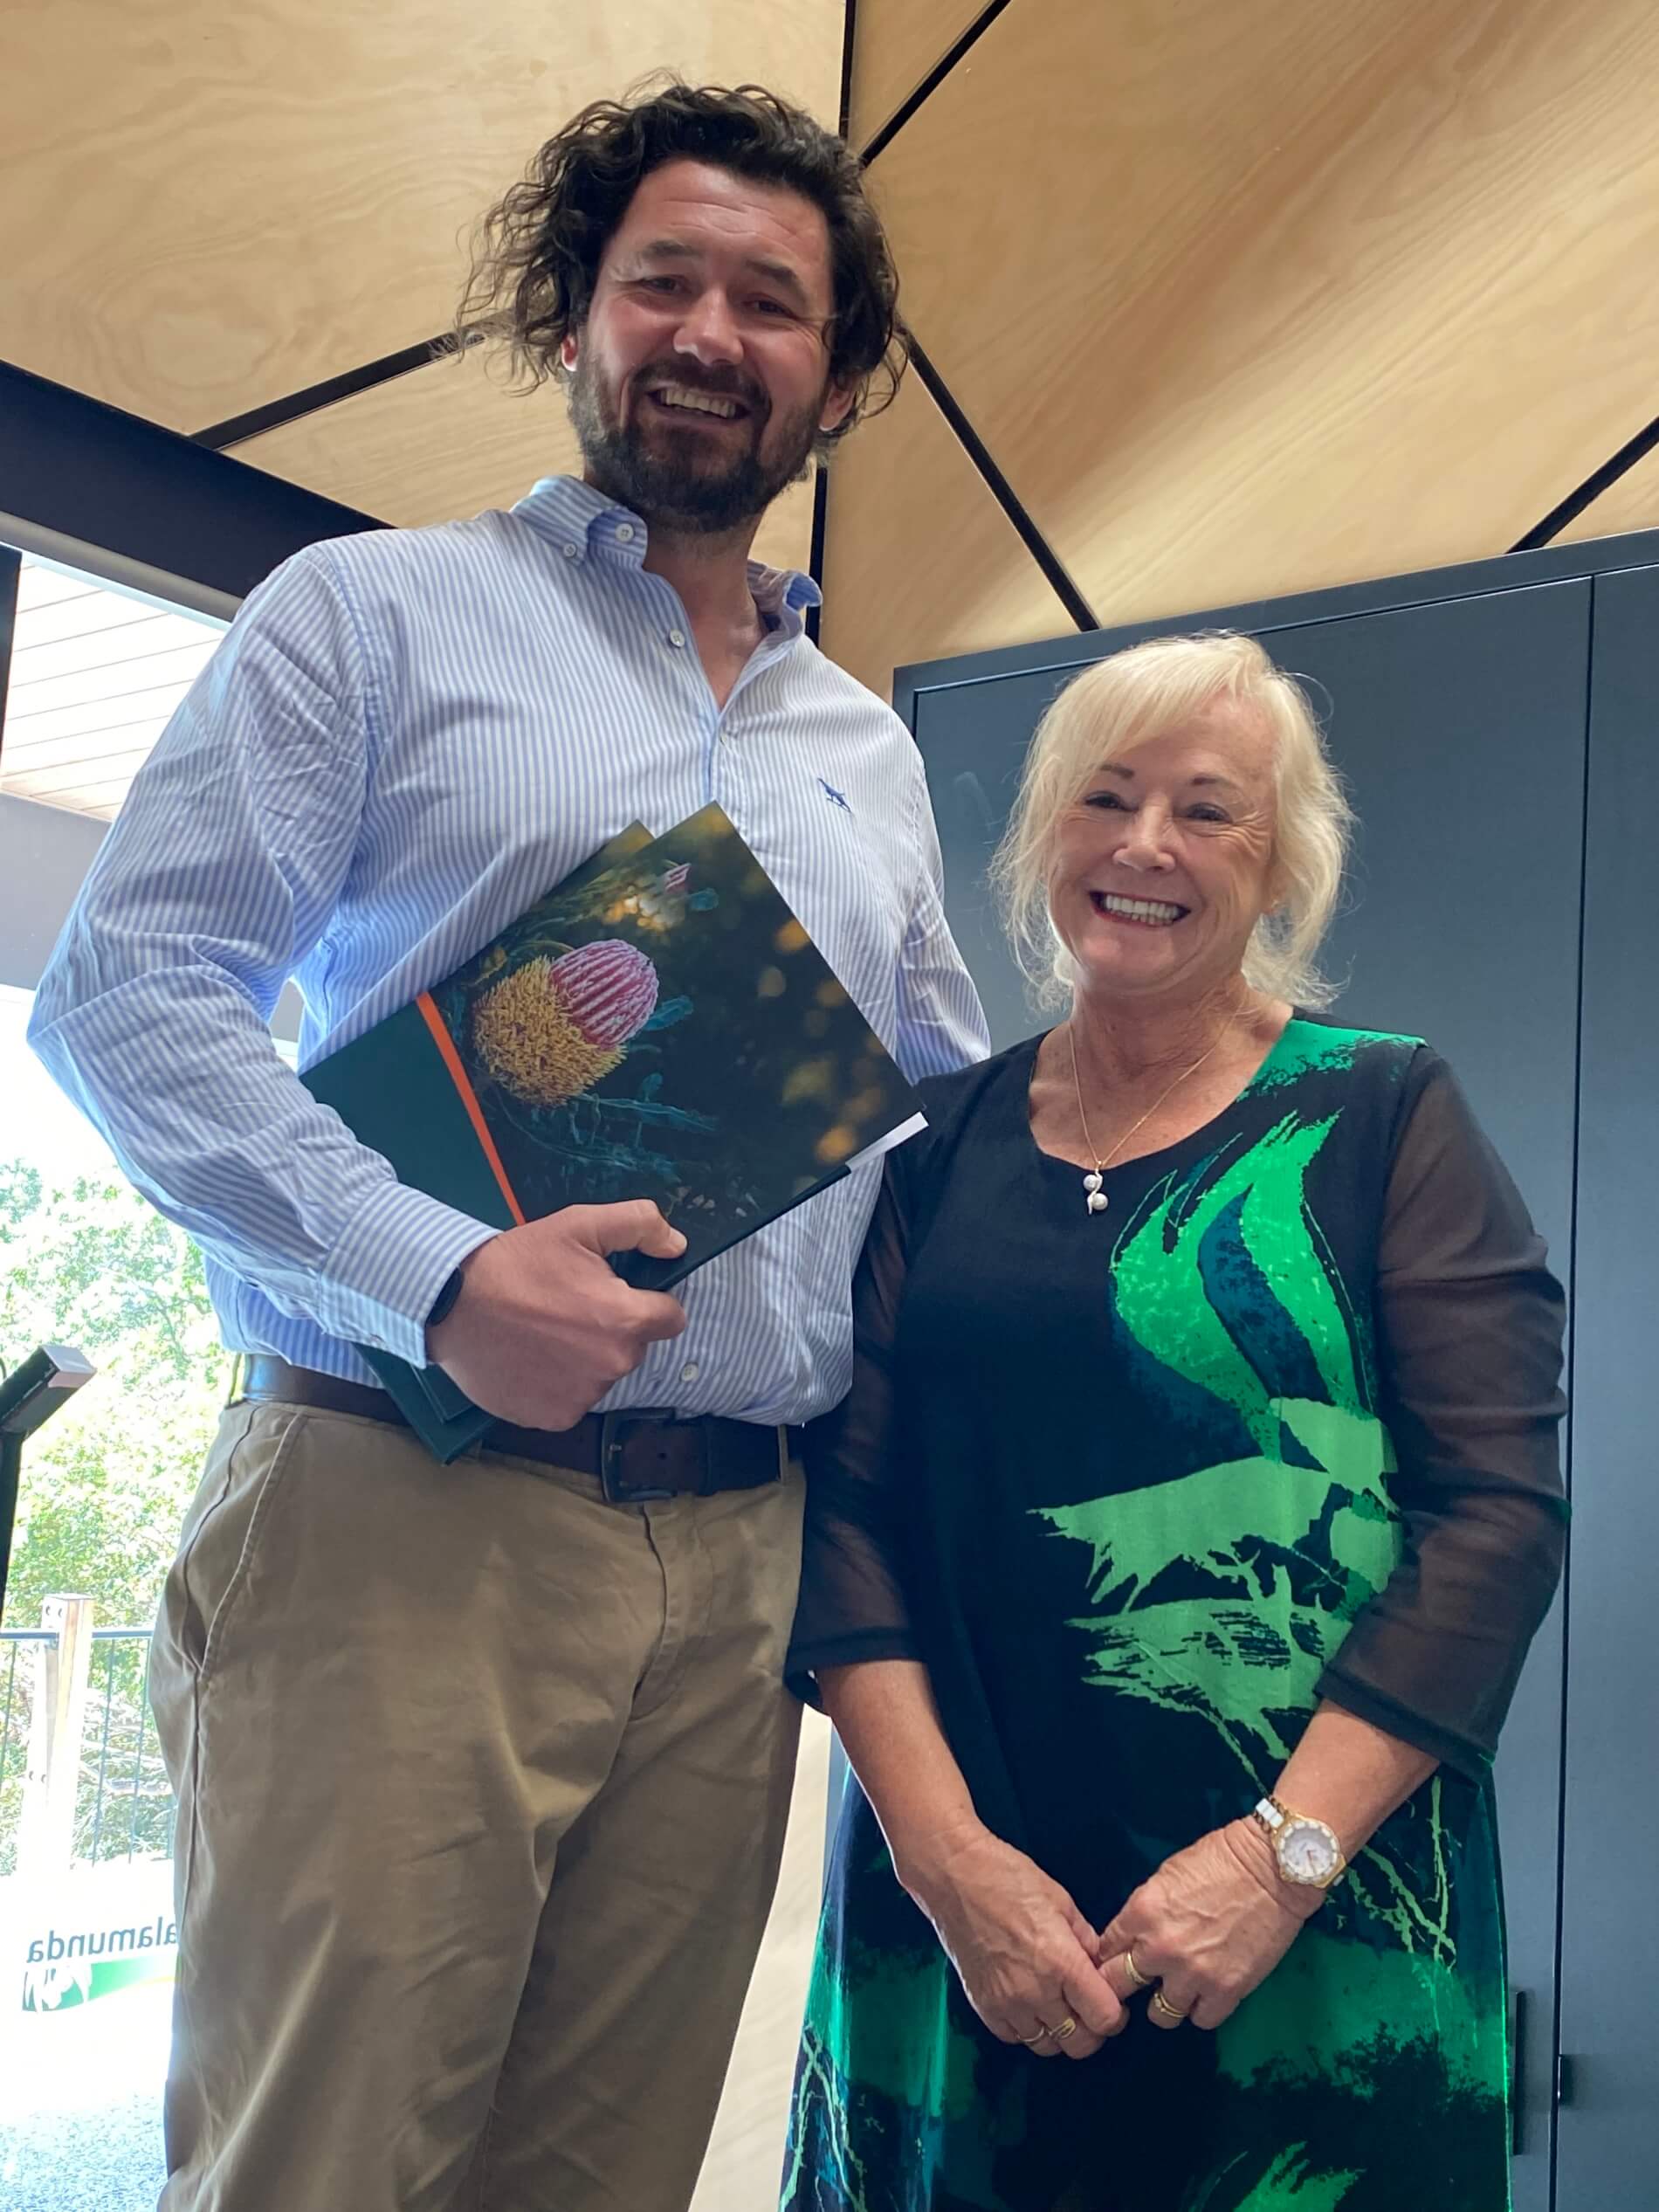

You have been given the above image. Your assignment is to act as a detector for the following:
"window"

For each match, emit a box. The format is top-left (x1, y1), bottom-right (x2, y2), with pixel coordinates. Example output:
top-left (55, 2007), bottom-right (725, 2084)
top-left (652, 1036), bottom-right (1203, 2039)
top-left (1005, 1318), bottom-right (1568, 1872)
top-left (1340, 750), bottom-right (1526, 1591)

top-left (1, 557), bottom-right (226, 2208)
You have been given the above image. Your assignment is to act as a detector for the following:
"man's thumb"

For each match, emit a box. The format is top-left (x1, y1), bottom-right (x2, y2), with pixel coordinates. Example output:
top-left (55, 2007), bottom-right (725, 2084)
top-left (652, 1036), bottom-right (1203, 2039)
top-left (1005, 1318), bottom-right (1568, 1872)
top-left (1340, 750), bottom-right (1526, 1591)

top-left (583, 1199), bottom-right (687, 1260)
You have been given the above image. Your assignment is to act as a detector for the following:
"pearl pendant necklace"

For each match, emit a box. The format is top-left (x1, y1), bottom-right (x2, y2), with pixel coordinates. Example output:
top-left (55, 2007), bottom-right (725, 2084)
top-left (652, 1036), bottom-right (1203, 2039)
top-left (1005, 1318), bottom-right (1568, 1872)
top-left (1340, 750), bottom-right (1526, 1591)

top-left (1066, 1022), bottom-right (1226, 1218)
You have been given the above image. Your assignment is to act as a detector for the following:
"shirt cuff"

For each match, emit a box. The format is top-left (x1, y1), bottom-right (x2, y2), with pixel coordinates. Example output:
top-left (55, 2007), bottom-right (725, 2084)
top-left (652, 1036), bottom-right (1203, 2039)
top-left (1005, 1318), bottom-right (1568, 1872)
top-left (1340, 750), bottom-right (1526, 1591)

top-left (313, 1180), bottom-right (501, 1362)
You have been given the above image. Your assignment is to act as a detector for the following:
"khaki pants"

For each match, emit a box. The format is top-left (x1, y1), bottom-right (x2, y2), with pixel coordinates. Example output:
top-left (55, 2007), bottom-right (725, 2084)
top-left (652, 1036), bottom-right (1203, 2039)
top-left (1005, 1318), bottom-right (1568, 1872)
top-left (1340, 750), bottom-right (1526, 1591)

top-left (148, 1400), bottom-right (805, 2212)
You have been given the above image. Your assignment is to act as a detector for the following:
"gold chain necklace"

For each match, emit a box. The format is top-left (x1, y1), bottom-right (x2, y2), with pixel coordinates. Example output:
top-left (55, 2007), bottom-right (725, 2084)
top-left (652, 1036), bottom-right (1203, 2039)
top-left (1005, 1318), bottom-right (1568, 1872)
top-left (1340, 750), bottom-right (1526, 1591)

top-left (1066, 1021), bottom-right (1228, 1216)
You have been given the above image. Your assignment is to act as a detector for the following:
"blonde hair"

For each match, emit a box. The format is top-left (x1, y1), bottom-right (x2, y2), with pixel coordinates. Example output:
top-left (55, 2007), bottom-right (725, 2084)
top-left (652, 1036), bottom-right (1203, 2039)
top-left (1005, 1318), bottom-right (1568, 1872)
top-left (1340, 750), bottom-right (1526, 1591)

top-left (991, 632), bottom-right (1353, 1010)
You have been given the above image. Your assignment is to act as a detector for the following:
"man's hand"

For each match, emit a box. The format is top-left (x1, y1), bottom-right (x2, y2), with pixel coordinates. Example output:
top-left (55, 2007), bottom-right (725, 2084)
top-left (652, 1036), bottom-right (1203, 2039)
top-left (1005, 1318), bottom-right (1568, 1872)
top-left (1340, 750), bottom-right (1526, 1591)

top-left (427, 1202), bottom-right (689, 1430)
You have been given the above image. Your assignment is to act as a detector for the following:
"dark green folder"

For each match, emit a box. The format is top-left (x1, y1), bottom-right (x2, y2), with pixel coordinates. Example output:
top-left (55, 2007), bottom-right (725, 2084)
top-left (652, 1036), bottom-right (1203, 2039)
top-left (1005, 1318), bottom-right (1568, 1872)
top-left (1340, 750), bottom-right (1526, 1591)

top-left (305, 825), bottom-right (653, 1459)
top-left (301, 811), bottom-right (925, 1461)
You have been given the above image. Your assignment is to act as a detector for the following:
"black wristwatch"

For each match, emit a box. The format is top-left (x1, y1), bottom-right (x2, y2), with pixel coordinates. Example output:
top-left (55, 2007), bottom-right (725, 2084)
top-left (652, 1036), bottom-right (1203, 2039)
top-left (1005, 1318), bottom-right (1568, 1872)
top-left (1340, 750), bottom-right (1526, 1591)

top-left (426, 1265), bottom-right (466, 1331)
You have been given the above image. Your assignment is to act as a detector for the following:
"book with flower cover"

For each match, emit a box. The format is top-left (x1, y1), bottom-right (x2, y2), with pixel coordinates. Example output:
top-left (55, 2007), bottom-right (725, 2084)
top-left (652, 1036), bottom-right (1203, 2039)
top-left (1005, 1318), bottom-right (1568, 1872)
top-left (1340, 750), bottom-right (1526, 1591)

top-left (300, 805), bottom-right (926, 1460)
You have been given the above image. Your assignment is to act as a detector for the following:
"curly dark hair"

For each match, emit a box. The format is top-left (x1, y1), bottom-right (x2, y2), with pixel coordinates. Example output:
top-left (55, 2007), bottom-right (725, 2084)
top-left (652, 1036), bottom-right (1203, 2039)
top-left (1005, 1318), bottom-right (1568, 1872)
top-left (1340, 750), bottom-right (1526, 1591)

top-left (456, 79), bottom-right (907, 447)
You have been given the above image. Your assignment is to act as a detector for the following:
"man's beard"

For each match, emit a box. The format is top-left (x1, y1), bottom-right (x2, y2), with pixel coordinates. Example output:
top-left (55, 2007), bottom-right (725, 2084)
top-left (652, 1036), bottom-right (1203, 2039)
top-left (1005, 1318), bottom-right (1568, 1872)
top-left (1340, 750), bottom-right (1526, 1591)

top-left (566, 353), bottom-right (821, 535)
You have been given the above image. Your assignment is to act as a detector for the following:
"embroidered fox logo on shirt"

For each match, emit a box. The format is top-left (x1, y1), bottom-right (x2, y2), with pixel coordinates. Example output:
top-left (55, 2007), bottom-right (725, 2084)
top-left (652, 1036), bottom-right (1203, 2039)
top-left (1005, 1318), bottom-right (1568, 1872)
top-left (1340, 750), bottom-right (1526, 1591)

top-left (816, 777), bottom-right (850, 811)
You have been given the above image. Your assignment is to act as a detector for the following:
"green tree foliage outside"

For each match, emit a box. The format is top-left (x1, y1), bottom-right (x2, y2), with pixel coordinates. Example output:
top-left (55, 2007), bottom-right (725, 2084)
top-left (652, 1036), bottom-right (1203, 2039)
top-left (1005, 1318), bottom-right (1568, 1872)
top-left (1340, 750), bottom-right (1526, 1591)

top-left (0, 1160), bottom-right (225, 1873)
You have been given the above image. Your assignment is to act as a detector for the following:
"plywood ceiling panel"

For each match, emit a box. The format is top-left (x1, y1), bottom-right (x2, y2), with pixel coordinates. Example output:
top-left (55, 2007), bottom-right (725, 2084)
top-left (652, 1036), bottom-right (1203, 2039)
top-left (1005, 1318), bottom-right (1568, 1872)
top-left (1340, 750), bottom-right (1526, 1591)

top-left (869, 0), bottom-right (1659, 628)
top-left (231, 349), bottom-right (818, 574)
top-left (2, 0), bottom-right (843, 434)
top-left (820, 370), bottom-right (1071, 699)
top-left (1556, 445), bottom-right (1659, 547)
top-left (846, 0), bottom-right (988, 150)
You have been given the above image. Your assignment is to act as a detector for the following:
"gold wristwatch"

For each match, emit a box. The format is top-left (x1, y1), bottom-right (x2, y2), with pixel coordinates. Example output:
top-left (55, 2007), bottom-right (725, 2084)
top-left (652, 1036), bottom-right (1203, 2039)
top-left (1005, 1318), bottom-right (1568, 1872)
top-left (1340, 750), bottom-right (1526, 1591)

top-left (1250, 1795), bottom-right (1346, 1889)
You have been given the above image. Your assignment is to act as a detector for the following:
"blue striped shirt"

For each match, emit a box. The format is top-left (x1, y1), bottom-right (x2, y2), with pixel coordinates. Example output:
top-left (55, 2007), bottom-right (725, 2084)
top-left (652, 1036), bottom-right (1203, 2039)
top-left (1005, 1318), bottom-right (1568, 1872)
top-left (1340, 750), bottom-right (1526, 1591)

top-left (30, 477), bottom-right (988, 1423)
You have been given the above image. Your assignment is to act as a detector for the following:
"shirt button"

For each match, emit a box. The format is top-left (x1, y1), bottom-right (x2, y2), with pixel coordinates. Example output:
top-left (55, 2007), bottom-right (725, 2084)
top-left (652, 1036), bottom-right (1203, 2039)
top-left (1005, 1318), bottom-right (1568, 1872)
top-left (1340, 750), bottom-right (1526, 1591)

top-left (668, 628), bottom-right (686, 648)
top-left (679, 1361), bottom-right (699, 1384)
top-left (615, 522), bottom-right (636, 543)
top-left (561, 542), bottom-right (579, 561)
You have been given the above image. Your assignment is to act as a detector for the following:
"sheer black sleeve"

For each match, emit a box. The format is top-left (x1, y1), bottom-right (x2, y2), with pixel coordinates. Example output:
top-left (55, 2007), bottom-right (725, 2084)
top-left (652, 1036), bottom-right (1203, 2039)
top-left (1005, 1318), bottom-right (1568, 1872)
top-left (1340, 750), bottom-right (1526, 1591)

top-left (1316, 1051), bottom-right (1568, 1780)
top-left (787, 1149), bottom-right (921, 1705)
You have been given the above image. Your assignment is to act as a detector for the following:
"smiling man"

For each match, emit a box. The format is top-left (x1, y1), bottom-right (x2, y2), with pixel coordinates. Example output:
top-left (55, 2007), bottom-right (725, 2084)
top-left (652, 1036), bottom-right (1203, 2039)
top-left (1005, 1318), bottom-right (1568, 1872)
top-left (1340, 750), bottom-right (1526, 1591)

top-left (563, 171), bottom-right (831, 540)
top-left (30, 81), bottom-right (987, 2212)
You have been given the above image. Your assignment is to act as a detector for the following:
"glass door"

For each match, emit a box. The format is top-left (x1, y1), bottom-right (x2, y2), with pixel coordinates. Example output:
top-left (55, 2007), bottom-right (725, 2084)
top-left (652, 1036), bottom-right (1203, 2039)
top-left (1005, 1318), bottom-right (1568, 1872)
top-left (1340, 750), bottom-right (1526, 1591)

top-left (0, 553), bottom-right (228, 2209)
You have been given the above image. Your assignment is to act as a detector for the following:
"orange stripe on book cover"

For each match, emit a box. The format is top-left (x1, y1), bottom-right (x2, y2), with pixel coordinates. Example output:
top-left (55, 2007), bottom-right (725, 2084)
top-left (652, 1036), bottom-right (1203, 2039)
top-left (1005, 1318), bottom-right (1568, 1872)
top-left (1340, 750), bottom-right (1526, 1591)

top-left (414, 992), bottom-right (527, 1228)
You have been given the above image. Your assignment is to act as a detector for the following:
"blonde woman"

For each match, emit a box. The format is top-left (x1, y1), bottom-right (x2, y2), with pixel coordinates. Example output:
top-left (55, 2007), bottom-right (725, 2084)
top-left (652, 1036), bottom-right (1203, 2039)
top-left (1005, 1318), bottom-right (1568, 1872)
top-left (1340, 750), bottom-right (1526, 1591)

top-left (781, 635), bottom-right (1566, 2211)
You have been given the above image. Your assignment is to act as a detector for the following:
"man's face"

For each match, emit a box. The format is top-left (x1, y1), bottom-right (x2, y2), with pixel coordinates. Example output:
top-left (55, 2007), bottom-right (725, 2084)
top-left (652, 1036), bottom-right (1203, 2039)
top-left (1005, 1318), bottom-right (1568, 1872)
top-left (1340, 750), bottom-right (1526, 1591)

top-left (564, 158), bottom-right (856, 534)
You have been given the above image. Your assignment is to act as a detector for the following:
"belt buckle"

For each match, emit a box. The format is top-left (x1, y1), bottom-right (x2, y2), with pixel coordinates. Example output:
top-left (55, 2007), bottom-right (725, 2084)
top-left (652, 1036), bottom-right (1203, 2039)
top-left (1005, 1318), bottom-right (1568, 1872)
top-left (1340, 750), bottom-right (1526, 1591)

top-left (599, 1408), bottom-right (686, 1505)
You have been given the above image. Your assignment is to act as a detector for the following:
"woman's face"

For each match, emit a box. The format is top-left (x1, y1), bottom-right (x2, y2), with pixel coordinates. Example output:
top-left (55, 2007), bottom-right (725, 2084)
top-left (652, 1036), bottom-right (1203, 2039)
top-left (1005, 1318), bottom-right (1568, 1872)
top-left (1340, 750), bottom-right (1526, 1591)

top-left (1047, 698), bottom-right (1284, 1007)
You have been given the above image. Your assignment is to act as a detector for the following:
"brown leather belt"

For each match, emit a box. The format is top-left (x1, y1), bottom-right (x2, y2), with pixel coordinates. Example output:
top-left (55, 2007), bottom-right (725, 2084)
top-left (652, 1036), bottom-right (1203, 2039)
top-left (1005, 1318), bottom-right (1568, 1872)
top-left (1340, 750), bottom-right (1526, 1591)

top-left (238, 1356), bottom-right (798, 1505)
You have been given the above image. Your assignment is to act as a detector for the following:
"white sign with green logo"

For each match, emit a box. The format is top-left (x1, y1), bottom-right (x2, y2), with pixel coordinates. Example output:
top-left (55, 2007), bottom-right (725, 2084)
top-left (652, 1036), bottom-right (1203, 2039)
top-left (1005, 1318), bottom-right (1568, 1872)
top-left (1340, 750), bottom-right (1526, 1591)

top-left (0, 1858), bottom-right (177, 2014)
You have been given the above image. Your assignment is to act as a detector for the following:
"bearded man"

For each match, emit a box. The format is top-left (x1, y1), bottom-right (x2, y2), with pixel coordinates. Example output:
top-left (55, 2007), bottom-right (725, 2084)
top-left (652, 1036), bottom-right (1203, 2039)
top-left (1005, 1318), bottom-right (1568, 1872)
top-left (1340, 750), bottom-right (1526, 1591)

top-left (31, 80), bottom-right (987, 2212)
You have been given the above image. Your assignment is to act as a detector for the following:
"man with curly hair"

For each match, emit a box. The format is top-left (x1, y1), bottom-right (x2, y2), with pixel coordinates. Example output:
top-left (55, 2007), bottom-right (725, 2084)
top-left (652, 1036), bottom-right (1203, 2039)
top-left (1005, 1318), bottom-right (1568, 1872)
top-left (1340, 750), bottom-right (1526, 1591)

top-left (31, 80), bottom-right (987, 2212)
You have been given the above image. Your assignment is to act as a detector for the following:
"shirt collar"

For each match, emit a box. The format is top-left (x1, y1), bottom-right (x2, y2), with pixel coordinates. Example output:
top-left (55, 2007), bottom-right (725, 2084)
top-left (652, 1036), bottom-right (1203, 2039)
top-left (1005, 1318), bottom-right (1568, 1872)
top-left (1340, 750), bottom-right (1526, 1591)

top-left (511, 475), bottom-right (823, 637)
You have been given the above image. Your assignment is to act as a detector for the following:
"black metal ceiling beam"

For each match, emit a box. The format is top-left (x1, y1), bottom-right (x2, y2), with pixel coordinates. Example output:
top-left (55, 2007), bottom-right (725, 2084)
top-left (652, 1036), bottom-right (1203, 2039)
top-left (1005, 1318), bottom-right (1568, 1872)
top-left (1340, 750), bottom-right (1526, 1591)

top-left (1511, 408), bottom-right (1659, 552)
top-left (194, 332), bottom-right (465, 450)
top-left (806, 0), bottom-right (863, 639)
top-left (908, 337), bottom-right (1097, 629)
top-left (0, 360), bottom-right (382, 603)
top-left (858, 0), bottom-right (1015, 167)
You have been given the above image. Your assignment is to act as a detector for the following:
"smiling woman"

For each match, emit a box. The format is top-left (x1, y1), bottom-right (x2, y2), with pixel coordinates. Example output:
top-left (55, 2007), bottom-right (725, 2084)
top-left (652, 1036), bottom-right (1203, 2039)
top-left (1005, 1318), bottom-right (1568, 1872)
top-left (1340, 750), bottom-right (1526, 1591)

top-left (782, 630), bottom-right (1566, 2212)
top-left (994, 632), bottom-right (1353, 1015)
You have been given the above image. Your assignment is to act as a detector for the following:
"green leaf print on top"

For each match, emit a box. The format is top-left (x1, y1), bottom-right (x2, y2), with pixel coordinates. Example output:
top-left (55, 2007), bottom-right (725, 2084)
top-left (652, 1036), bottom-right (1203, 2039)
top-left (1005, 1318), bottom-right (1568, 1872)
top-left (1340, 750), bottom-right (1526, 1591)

top-left (1032, 1093), bottom-right (1462, 1964)
top-left (1035, 1410), bottom-right (1400, 1778)
top-left (1111, 1108), bottom-right (1375, 1444)
top-left (782, 1026), bottom-right (1515, 2212)
top-left (1034, 1103), bottom-right (1401, 1778)
top-left (1025, 1076), bottom-right (1505, 2207)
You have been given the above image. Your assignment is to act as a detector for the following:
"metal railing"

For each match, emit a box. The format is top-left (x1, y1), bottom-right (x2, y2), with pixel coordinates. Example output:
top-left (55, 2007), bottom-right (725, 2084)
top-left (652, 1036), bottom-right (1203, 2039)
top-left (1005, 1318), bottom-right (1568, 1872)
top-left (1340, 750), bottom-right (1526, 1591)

top-left (84, 1629), bottom-right (176, 1864)
top-left (0, 1629), bottom-right (35, 1869)
top-left (0, 1616), bottom-right (176, 1877)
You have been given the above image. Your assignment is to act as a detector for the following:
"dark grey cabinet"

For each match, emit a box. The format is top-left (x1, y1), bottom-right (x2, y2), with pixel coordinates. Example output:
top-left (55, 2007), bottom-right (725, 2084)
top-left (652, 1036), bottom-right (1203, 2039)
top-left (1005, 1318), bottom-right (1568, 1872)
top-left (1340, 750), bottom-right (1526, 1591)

top-left (1553, 563), bottom-right (1659, 2210)
top-left (894, 534), bottom-right (1659, 2210)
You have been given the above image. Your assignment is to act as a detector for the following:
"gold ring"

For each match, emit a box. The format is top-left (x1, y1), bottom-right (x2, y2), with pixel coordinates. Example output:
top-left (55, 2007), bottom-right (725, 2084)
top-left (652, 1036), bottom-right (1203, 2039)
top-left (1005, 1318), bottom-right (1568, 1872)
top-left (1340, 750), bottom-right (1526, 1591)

top-left (1122, 1949), bottom-right (1153, 1991)
top-left (1052, 2015), bottom-right (1078, 2041)
top-left (1150, 1989), bottom-right (1188, 2023)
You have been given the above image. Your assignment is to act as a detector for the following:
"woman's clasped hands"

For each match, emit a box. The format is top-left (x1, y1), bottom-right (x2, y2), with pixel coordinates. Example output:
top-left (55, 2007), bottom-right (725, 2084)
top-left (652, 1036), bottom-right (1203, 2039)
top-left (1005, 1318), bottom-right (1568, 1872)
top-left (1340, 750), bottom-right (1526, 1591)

top-left (912, 1818), bottom-right (1323, 2058)
top-left (1094, 1819), bottom-right (1324, 2033)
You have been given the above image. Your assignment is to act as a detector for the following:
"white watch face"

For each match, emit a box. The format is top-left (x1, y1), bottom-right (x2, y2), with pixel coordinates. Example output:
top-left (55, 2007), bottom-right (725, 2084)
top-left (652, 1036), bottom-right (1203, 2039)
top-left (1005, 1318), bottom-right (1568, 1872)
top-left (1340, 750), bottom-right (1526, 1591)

top-left (1277, 1817), bottom-right (1340, 1885)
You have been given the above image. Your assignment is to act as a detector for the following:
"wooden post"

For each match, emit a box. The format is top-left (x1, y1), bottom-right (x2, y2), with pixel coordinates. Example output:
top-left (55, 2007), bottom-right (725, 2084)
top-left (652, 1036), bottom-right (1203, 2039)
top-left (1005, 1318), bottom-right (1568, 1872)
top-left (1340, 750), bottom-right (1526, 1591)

top-left (17, 1594), bottom-right (95, 1878)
